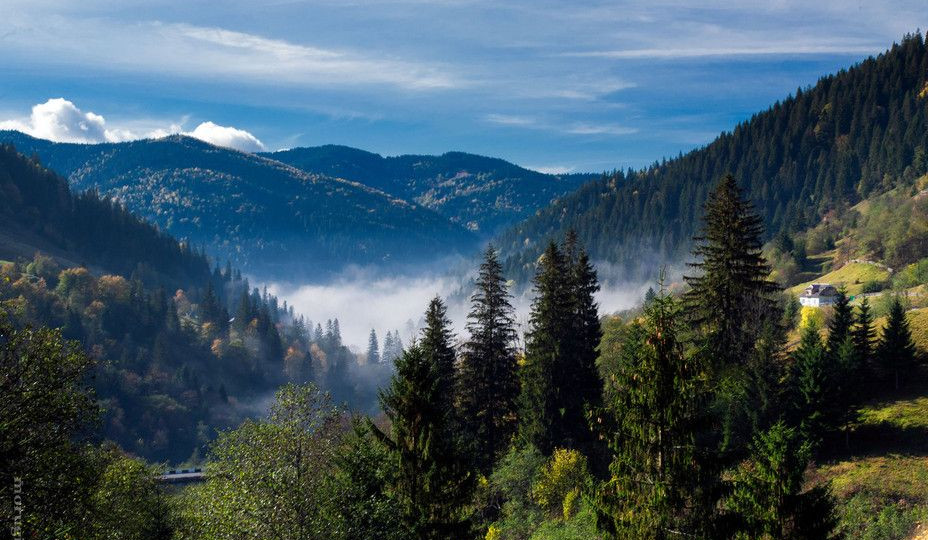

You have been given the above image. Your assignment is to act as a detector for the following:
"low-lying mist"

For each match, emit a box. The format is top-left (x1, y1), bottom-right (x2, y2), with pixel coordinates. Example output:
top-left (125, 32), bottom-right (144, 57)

top-left (268, 262), bottom-right (657, 351)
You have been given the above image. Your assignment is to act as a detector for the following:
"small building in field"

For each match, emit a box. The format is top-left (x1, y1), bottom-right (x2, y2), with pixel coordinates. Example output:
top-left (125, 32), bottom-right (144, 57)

top-left (798, 283), bottom-right (839, 307)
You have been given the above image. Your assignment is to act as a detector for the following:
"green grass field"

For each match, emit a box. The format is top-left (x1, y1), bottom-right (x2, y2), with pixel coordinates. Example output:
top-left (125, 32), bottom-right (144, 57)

top-left (813, 371), bottom-right (928, 539)
top-left (788, 261), bottom-right (891, 297)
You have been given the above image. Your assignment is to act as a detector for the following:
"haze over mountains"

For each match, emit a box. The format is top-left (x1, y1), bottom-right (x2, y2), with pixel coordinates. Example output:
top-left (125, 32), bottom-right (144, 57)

top-left (0, 130), bottom-right (599, 283)
top-left (265, 146), bottom-right (596, 234)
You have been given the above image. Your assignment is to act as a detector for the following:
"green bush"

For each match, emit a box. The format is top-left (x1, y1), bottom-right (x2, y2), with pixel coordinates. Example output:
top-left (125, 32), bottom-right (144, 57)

top-left (839, 494), bottom-right (928, 540)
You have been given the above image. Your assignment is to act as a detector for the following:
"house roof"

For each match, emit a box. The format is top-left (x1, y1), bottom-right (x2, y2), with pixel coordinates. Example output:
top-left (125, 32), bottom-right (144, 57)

top-left (800, 283), bottom-right (838, 298)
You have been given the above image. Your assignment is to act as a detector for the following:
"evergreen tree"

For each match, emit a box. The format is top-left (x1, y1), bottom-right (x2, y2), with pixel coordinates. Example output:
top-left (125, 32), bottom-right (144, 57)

top-left (877, 297), bottom-right (918, 391)
top-left (518, 241), bottom-right (571, 454)
top-left (367, 329), bottom-right (381, 364)
top-left (373, 342), bottom-right (474, 539)
top-left (565, 238), bottom-right (604, 455)
top-left (419, 297), bottom-right (457, 423)
top-left (684, 174), bottom-right (779, 370)
top-left (791, 322), bottom-right (827, 449)
top-left (825, 287), bottom-right (854, 357)
top-left (594, 290), bottom-right (718, 539)
top-left (458, 246), bottom-right (519, 474)
top-left (200, 281), bottom-right (220, 324)
top-left (727, 422), bottom-right (839, 539)
top-left (852, 297), bottom-right (876, 369)
top-left (383, 331), bottom-right (396, 363)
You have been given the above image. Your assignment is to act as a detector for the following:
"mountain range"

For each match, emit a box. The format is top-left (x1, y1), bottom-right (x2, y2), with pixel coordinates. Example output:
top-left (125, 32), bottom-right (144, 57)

top-left (0, 131), bottom-right (596, 281)
top-left (264, 145), bottom-right (596, 234)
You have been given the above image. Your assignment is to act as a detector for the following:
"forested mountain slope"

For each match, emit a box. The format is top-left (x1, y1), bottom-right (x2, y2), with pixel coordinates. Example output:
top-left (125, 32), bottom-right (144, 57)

top-left (265, 145), bottom-right (597, 234)
top-left (0, 144), bottom-right (389, 462)
top-left (496, 34), bottom-right (928, 284)
top-left (0, 132), bottom-right (478, 280)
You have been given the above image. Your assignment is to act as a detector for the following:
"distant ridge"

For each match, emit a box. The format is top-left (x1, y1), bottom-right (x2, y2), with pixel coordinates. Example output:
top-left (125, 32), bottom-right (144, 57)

top-left (264, 145), bottom-right (598, 235)
top-left (0, 131), bottom-right (479, 281)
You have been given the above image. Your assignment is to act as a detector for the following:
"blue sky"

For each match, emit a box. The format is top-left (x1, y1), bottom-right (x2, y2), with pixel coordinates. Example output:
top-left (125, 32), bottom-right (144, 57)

top-left (1, 0), bottom-right (924, 172)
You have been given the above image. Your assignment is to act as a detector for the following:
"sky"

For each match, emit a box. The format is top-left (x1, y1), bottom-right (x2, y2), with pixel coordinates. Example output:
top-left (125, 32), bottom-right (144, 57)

top-left (1, 1), bottom-right (924, 173)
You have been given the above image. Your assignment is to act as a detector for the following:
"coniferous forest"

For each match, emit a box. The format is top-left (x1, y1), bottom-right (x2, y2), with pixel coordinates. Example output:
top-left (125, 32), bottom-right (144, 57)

top-left (4, 17), bottom-right (928, 540)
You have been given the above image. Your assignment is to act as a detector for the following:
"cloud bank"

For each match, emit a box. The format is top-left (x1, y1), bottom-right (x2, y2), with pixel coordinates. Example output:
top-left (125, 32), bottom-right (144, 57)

top-left (0, 98), bottom-right (265, 152)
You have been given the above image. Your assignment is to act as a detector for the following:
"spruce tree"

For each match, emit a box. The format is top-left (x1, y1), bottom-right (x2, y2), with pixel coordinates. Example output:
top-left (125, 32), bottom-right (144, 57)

top-left (367, 329), bottom-right (381, 364)
top-left (373, 341), bottom-right (473, 539)
top-left (792, 322), bottom-right (827, 449)
top-left (727, 422), bottom-right (839, 539)
top-left (825, 287), bottom-right (853, 357)
top-left (518, 241), bottom-right (571, 454)
top-left (594, 290), bottom-right (718, 539)
top-left (564, 236), bottom-right (604, 454)
top-left (877, 297), bottom-right (918, 391)
top-left (683, 174), bottom-right (779, 369)
top-left (458, 246), bottom-right (519, 474)
top-left (420, 297), bottom-right (457, 424)
top-left (383, 331), bottom-right (396, 363)
top-left (852, 297), bottom-right (876, 369)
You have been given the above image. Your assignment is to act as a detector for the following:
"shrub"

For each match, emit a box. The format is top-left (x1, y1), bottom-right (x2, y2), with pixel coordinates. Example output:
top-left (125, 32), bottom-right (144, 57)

top-left (531, 449), bottom-right (590, 519)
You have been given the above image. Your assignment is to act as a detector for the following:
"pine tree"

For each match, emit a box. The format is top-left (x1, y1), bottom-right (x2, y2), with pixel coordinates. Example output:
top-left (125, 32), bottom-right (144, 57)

top-left (458, 246), bottom-right (519, 474)
top-left (367, 329), bottom-right (381, 364)
top-left (419, 297), bottom-right (457, 423)
top-left (877, 297), bottom-right (918, 391)
top-left (564, 237), bottom-right (604, 455)
top-left (792, 322), bottom-right (827, 449)
top-left (825, 287), bottom-right (854, 357)
top-left (683, 174), bottom-right (779, 369)
top-left (519, 241), bottom-right (571, 454)
top-left (594, 289), bottom-right (718, 539)
top-left (852, 297), bottom-right (876, 368)
top-left (200, 281), bottom-right (220, 324)
top-left (383, 331), bottom-right (396, 363)
top-left (373, 341), bottom-right (473, 539)
top-left (727, 422), bottom-right (839, 539)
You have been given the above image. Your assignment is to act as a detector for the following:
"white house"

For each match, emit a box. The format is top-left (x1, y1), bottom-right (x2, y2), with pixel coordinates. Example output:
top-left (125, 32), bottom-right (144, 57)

top-left (798, 283), bottom-right (839, 307)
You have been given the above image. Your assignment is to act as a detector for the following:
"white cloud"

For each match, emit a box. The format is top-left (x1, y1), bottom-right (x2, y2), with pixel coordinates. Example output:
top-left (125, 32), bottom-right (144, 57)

top-left (0, 98), bottom-right (266, 152)
top-left (565, 123), bottom-right (638, 136)
top-left (187, 121), bottom-right (265, 152)
top-left (563, 44), bottom-right (880, 60)
top-left (484, 113), bottom-right (637, 137)
top-left (483, 113), bottom-right (537, 126)
top-left (528, 165), bottom-right (574, 175)
top-left (1, 14), bottom-right (461, 91)
top-left (0, 98), bottom-right (114, 143)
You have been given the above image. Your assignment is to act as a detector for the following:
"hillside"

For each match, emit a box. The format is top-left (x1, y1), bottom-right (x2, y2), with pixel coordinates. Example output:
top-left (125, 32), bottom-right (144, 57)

top-left (0, 145), bottom-right (390, 462)
top-left (0, 132), bottom-right (479, 281)
top-left (265, 145), bottom-right (598, 235)
top-left (495, 34), bottom-right (928, 285)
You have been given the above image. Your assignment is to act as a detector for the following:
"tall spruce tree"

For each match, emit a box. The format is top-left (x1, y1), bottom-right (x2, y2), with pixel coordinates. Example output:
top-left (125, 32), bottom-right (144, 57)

top-left (458, 246), bottom-right (519, 474)
top-left (791, 321), bottom-right (827, 449)
top-left (420, 297), bottom-right (458, 428)
top-left (852, 298), bottom-right (877, 370)
top-left (367, 329), bottom-right (381, 364)
top-left (594, 289), bottom-right (718, 539)
top-left (825, 288), bottom-right (854, 357)
top-left (373, 341), bottom-right (473, 539)
top-left (564, 232), bottom-right (604, 454)
top-left (877, 297), bottom-right (918, 391)
top-left (683, 174), bottom-right (779, 369)
top-left (518, 241), bottom-right (571, 454)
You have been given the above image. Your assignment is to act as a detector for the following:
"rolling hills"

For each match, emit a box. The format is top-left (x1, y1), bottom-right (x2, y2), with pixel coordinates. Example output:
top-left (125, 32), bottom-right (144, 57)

top-left (0, 132), bottom-right (480, 281)
top-left (264, 145), bottom-right (597, 235)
